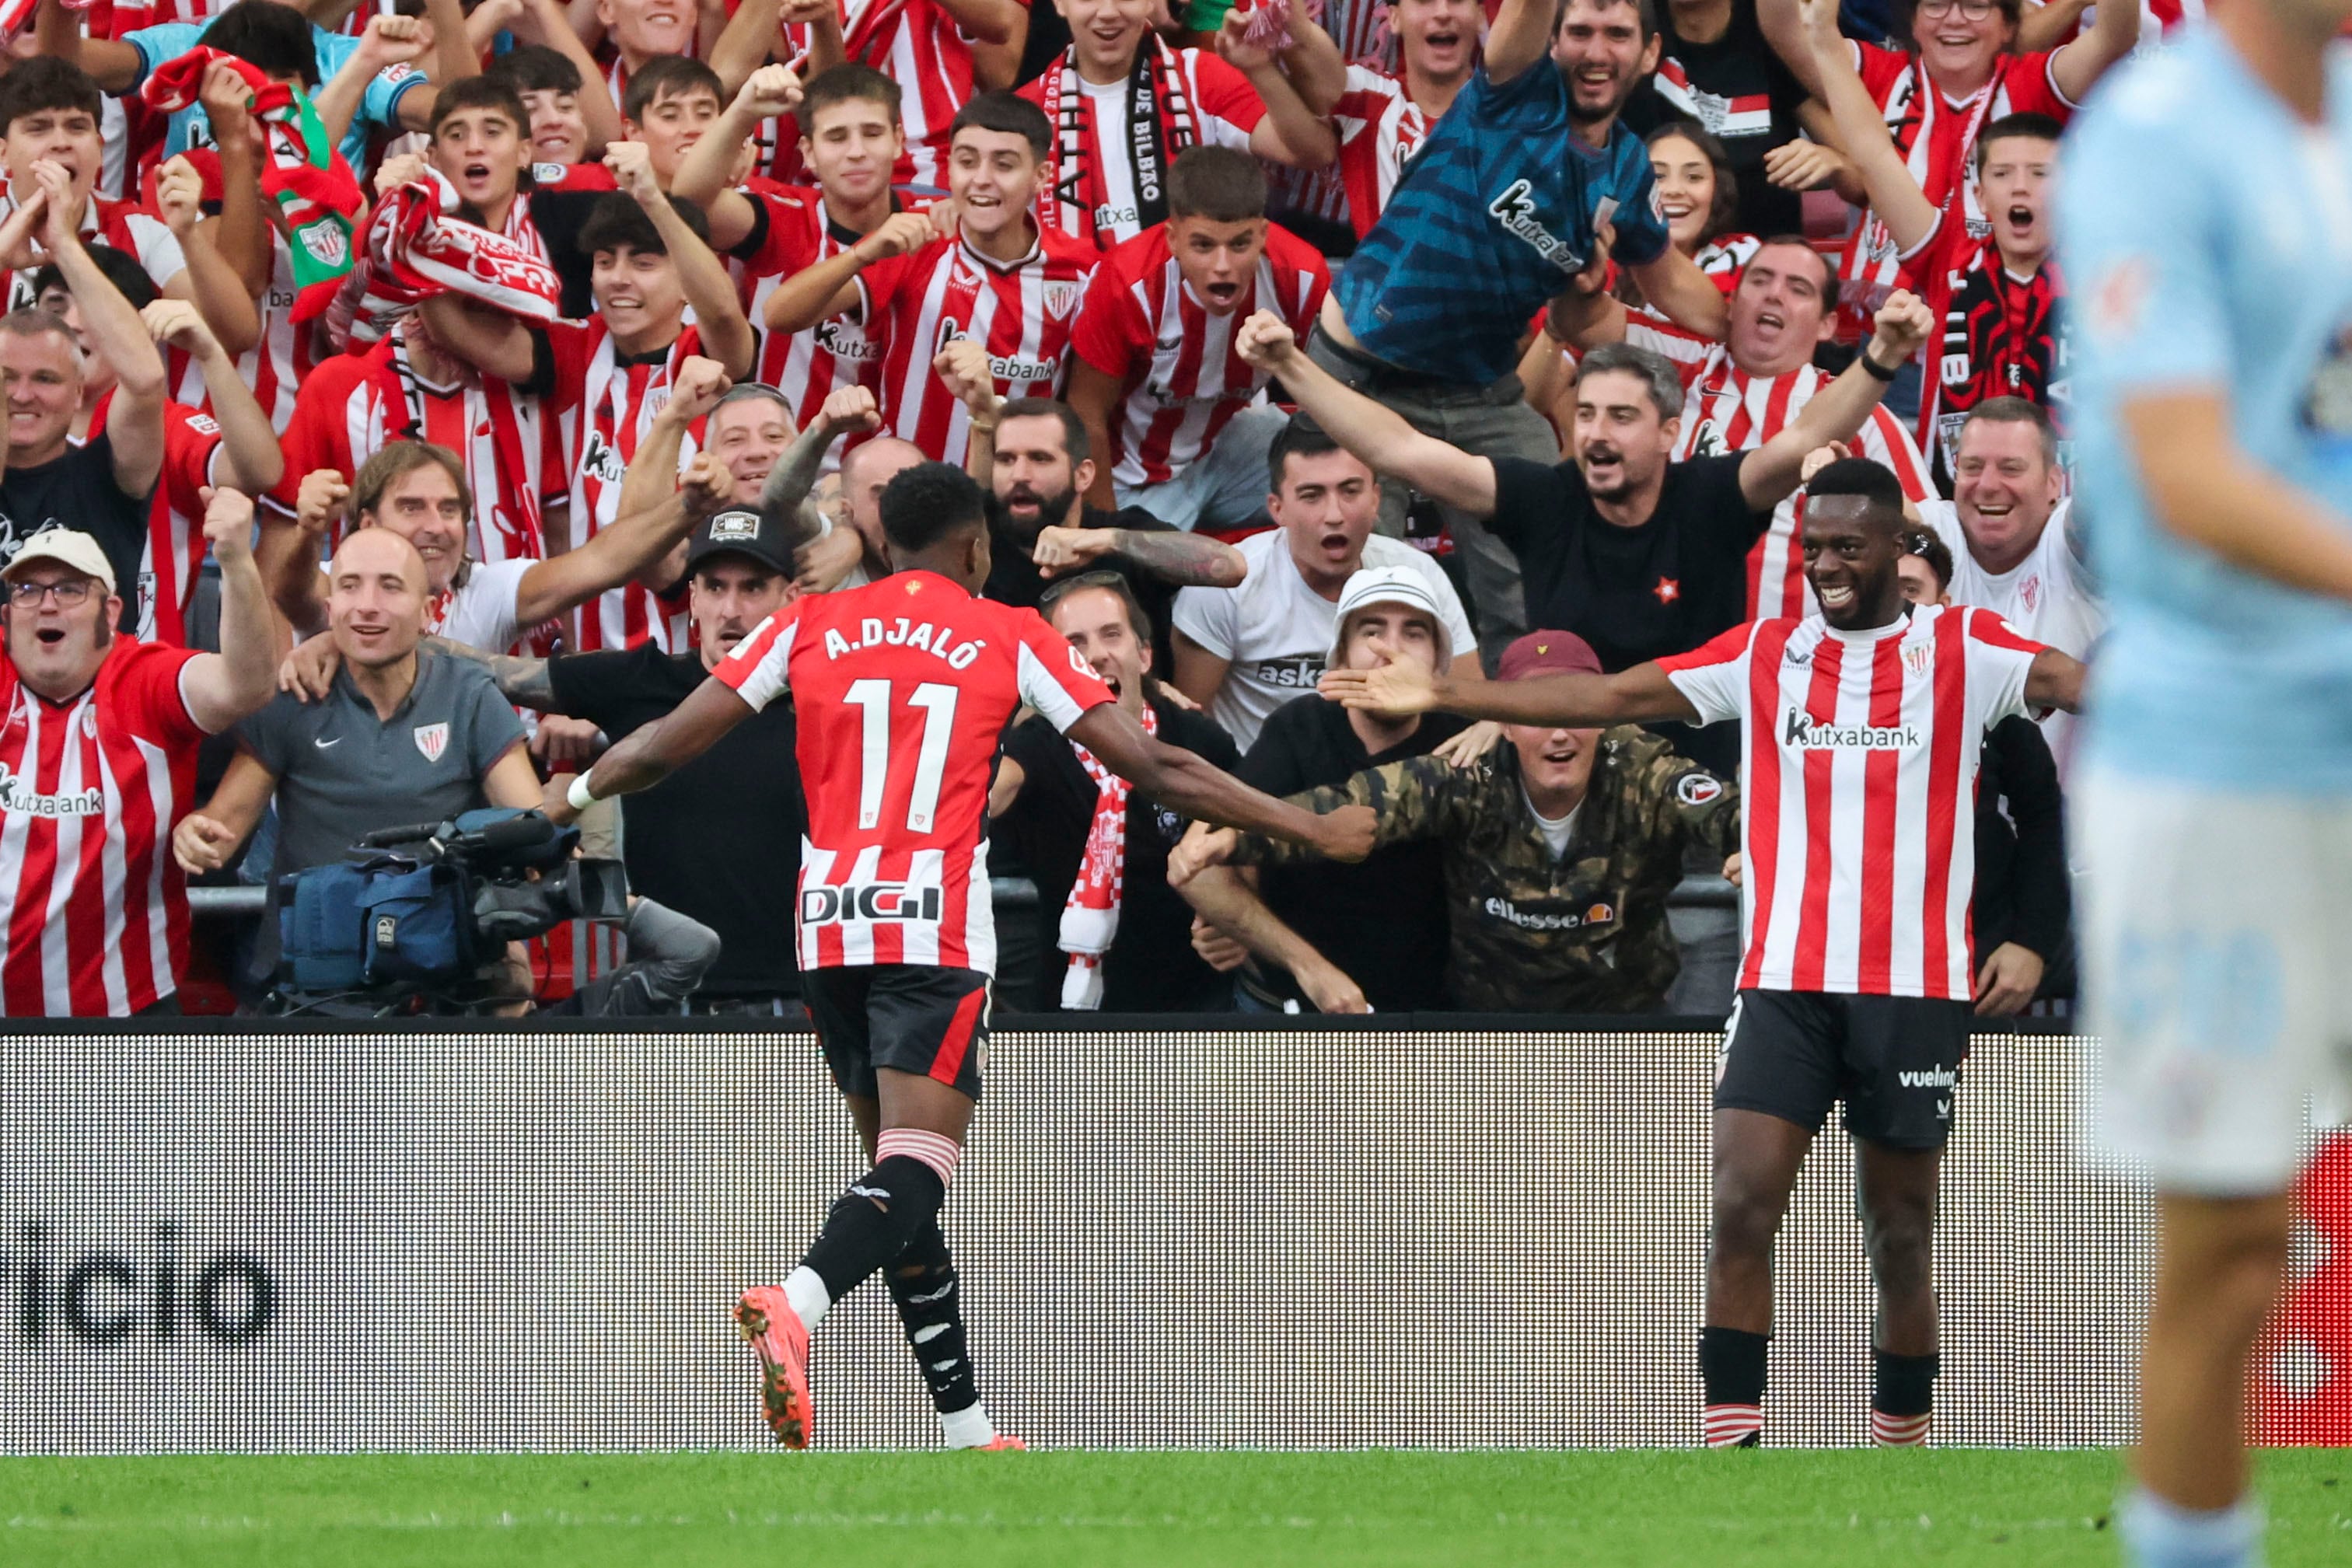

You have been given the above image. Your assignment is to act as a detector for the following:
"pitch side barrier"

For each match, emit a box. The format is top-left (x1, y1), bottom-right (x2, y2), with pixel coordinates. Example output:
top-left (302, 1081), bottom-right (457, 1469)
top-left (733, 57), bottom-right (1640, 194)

top-left (0, 1016), bottom-right (2336, 1451)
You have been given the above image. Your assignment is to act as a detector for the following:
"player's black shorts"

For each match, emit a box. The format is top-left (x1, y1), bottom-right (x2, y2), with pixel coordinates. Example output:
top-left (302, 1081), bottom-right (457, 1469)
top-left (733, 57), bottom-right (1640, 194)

top-left (801, 964), bottom-right (992, 1102)
top-left (1713, 988), bottom-right (1973, 1150)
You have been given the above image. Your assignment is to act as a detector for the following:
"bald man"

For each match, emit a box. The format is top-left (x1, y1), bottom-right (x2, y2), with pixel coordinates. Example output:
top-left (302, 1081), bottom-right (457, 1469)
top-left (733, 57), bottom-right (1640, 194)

top-left (176, 529), bottom-right (544, 929)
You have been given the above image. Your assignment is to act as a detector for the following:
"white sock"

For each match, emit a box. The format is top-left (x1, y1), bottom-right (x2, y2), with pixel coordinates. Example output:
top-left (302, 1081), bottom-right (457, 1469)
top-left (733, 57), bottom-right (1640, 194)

top-left (939, 1401), bottom-right (995, 1449)
top-left (784, 1267), bottom-right (830, 1335)
top-left (2119, 1489), bottom-right (2263, 1568)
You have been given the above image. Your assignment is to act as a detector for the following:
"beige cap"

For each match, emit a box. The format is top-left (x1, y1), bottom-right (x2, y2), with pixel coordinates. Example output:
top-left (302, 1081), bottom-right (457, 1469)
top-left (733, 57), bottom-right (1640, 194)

top-left (3, 530), bottom-right (116, 598)
top-left (1327, 564), bottom-right (1453, 669)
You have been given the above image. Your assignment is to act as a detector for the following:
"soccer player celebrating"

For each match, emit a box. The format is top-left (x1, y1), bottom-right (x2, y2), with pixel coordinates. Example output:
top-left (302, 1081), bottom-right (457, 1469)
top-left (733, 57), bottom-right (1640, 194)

top-left (2062, 0), bottom-right (2352, 1559)
top-left (765, 93), bottom-right (1099, 473)
top-left (546, 461), bottom-right (1374, 1449)
top-left (1322, 457), bottom-right (2085, 1449)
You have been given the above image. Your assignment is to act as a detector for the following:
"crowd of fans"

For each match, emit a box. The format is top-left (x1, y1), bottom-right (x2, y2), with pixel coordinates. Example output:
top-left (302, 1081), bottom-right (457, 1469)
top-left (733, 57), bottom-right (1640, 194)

top-left (0, 0), bottom-right (2117, 1017)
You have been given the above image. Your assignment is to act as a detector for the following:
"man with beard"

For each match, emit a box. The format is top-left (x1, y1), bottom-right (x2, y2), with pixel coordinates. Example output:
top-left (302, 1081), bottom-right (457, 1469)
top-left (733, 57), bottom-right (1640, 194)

top-left (1311, 0), bottom-right (1732, 658)
top-left (1238, 297), bottom-right (1929, 769)
top-left (934, 365), bottom-right (1246, 669)
top-left (1322, 458), bottom-right (2086, 1451)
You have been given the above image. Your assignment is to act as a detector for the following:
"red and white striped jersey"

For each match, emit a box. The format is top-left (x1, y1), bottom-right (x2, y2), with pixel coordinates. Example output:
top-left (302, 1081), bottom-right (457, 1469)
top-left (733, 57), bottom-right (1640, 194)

top-left (0, 637), bottom-right (208, 1016)
top-left (1649, 340), bottom-right (1934, 620)
top-left (1831, 43), bottom-right (2072, 341)
top-left (82, 391), bottom-right (222, 648)
top-left (267, 335), bottom-right (554, 566)
top-left (2, 194), bottom-right (184, 314)
top-left (1658, 605), bottom-right (2044, 1001)
top-left (714, 570), bottom-right (1113, 974)
top-left (1069, 221), bottom-right (1327, 488)
top-left (180, 234), bottom-right (324, 428)
top-left (1330, 65), bottom-right (1438, 240)
top-left (835, 0), bottom-right (1013, 190)
top-left (734, 185), bottom-right (889, 460)
top-left (859, 226), bottom-right (1099, 469)
top-left (544, 319), bottom-right (703, 651)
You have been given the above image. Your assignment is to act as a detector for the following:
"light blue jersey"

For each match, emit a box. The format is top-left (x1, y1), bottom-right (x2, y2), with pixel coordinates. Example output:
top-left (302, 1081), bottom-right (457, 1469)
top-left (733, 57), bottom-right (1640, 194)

top-left (2062, 31), bottom-right (2352, 789)
top-left (128, 22), bottom-right (427, 176)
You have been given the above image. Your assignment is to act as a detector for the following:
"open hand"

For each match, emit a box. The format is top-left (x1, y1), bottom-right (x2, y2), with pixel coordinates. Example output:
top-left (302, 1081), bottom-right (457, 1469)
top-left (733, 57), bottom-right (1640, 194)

top-left (1317, 650), bottom-right (1438, 716)
top-left (1973, 941), bottom-right (2044, 1017)
top-left (1429, 720), bottom-right (1502, 770)
top-left (278, 634), bottom-right (343, 702)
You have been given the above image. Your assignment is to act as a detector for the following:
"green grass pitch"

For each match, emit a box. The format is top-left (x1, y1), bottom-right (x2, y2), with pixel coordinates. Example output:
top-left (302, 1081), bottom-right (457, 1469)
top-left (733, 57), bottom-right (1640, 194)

top-left (2, 1450), bottom-right (2347, 1566)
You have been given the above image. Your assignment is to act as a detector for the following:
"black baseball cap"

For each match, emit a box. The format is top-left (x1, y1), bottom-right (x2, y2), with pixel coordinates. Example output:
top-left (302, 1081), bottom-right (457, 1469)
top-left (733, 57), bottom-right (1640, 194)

top-left (682, 508), bottom-right (795, 578)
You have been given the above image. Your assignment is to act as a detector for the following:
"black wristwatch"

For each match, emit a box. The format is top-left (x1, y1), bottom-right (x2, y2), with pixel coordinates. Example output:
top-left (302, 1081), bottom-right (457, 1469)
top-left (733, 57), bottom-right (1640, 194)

top-left (1859, 347), bottom-right (1902, 382)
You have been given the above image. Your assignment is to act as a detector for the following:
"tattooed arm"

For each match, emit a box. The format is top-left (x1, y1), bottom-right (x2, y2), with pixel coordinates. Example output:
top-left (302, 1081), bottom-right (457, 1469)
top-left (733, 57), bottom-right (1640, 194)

top-left (1029, 523), bottom-right (1249, 589)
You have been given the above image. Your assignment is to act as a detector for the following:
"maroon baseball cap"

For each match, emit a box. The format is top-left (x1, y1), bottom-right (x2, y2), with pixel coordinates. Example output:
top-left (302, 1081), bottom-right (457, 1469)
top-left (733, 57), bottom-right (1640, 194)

top-left (1497, 630), bottom-right (1603, 682)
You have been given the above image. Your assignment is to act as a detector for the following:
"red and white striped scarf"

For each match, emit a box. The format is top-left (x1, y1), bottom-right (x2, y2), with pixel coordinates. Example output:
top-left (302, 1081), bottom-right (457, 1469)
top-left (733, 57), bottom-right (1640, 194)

top-left (1057, 702), bottom-right (1155, 1011)
top-left (328, 168), bottom-right (562, 348)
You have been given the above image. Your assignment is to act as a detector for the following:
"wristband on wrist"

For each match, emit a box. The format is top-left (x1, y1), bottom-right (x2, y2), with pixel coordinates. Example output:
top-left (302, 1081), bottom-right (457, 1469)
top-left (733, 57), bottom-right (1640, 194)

top-left (1859, 347), bottom-right (1901, 382)
top-left (567, 773), bottom-right (599, 812)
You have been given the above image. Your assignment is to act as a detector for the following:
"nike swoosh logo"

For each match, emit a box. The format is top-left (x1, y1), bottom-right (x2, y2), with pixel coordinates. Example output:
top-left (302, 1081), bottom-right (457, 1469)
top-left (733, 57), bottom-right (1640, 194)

top-left (314, 737), bottom-right (341, 749)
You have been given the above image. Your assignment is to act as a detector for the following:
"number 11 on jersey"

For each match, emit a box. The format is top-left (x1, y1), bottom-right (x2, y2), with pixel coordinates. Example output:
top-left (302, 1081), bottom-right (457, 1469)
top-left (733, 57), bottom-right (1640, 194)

top-left (844, 679), bottom-right (962, 833)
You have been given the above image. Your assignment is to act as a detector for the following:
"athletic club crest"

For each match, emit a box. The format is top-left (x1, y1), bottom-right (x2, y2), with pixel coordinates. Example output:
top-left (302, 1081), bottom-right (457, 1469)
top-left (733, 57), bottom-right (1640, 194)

top-left (1903, 642), bottom-right (1933, 679)
top-left (413, 722), bottom-right (450, 763)
top-left (1043, 281), bottom-right (1082, 321)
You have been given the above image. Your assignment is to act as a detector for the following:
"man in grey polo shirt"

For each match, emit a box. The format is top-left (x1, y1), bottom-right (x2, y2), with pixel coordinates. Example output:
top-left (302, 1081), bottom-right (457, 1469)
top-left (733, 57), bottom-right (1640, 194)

top-left (174, 529), bottom-right (542, 929)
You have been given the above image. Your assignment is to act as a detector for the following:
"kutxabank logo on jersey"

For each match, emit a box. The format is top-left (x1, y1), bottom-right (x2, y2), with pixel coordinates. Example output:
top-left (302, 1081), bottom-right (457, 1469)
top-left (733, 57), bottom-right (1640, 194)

top-left (1780, 708), bottom-right (1924, 750)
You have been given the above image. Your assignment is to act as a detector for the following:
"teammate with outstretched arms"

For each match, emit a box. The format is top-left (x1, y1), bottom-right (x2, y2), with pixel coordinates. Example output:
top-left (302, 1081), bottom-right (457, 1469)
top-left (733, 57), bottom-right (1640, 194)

top-left (547, 461), bottom-right (1372, 1451)
top-left (1319, 459), bottom-right (2084, 1449)
top-left (2059, 0), bottom-right (2352, 1561)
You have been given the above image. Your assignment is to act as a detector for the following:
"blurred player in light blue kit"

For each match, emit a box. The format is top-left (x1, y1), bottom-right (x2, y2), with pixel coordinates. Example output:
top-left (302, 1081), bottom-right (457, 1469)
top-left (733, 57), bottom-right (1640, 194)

top-left (2063, 1), bottom-right (2352, 1563)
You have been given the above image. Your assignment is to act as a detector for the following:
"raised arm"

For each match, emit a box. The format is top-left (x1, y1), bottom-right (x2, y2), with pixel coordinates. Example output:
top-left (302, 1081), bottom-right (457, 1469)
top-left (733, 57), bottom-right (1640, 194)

top-left (2023, 647), bottom-right (2085, 714)
top-left (1066, 358), bottom-right (1128, 512)
top-left (178, 490), bottom-right (284, 732)
top-left (145, 301), bottom-right (284, 496)
top-left (316, 15), bottom-right (432, 149)
top-left (1623, 246), bottom-right (1732, 344)
top-left (2050, 0), bottom-right (2142, 105)
top-left (1234, 311), bottom-right (1498, 515)
top-left (765, 210), bottom-right (934, 333)
top-left (156, 144), bottom-right (259, 355)
top-left (1797, 0), bottom-right (1937, 254)
top-left (1738, 289), bottom-right (1930, 508)
top-left (1036, 525), bottom-right (1250, 589)
top-left (1066, 703), bottom-right (1378, 858)
top-left (1221, 7), bottom-right (1340, 169)
top-left (672, 65), bottom-right (803, 250)
top-left (35, 173), bottom-right (165, 499)
top-left (510, 0), bottom-right (626, 154)
top-left (257, 470), bottom-right (348, 635)
top-left (1484, 0), bottom-right (1560, 84)
top-left (421, 295), bottom-right (540, 385)
top-left (1320, 648), bottom-right (1701, 727)
top-left (606, 141), bottom-right (756, 379)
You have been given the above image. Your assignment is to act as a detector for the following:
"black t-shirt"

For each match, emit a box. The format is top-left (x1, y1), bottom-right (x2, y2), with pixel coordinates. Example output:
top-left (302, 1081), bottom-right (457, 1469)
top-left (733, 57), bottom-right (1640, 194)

top-left (1487, 452), bottom-right (1771, 672)
top-left (984, 504), bottom-right (1184, 669)
top-left (1240, 693), bottom-right (1470, 1012)
top-left (995, 694), bottom-right (1239, 1012)
top-left (1622, 0), bottom-right (1809, 239)
top-left (0, 436), bottom-right (150, 632)
top-left (547, 644), bottom-right (806, 997)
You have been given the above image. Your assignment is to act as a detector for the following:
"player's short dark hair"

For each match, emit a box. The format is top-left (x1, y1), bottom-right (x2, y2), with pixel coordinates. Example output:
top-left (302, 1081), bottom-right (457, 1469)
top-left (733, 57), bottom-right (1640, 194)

top-left (1040, 567), bottom-right (1154, 646)
top-left (1976, 112), bottom-right (2064, 173)
top-left (1553, 0), bottom-right (1658, 43)
top-left (199, 1), bottom-right (320, 89)
top-left (880, 462), bottom-right (990, 554)
top-left (995, 398), bottom-right (1089, 465)
top-left (354, 440), bottom-right (474, 525)
top-left (1958, 395), bottom-right (2060, 467)
top-left (1267, 417), bottom-right (1367, 491)
top-left (623, 56), bottom-right (724, 124)
top-left (578, 190), bottom-right (711, 259)
top-left (487, 43), bottom-right (583, 97)
top-left (1573, 342), bottom-right (1685, 420)
top-left (1750, 233), bottom-right (1839, 314)
top-left (430, 75), bottom-right (531, 141)
top-left (1167, 145), bottom-right (1267, 224)
top-left (1805, 456), bottom-right (1908, 526)
top-left (1902, 529), bottom-right (1955, 593)
top-left (802, 63), bottom-right (903, 126)
top-left (949, 92), bottom-right (1051, 158)
top-left (0, 58), bottom-right (103, 135)
top-left (1644, 121), bottom-right (1738, 244)
top-left (30, 243), bottom-right (157, 313)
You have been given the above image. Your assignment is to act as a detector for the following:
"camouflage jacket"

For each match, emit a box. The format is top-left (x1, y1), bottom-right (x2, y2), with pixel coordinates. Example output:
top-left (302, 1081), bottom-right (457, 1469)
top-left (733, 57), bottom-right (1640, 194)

top-left (1232, 726), bottom-right (1739, 1013)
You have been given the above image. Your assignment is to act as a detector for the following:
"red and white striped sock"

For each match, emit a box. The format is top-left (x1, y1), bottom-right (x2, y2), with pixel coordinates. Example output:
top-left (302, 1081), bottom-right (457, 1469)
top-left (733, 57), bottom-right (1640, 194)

top-left (1703, 1403), bottom-right (1763, 1448)
top-left (1871, 1409), bottom-right (1931, 1447)
top-left (876, 1127), bottom-right (961, 1189)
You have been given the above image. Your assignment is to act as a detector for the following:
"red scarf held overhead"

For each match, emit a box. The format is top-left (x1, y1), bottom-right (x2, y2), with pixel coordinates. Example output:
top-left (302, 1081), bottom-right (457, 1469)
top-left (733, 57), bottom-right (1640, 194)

top-left (327, 167), bottom-right (564, 349)
top-left (138, 46), bottom-right (363, 322)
